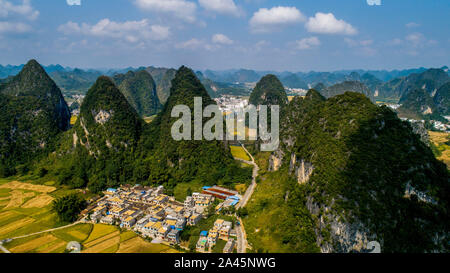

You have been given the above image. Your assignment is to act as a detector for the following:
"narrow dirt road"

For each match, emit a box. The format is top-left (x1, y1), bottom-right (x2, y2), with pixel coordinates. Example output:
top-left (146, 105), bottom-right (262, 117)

top-left (233, 143), bottom-right (259, 253)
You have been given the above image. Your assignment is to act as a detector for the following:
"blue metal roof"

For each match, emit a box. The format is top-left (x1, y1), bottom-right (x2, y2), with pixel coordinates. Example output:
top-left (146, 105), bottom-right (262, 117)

top-left (202, 186), bottom-right (211, 190)
top-left (200, 231), bottom-right (208, 236)
top-left (107, 188), bottom-right (117, 192)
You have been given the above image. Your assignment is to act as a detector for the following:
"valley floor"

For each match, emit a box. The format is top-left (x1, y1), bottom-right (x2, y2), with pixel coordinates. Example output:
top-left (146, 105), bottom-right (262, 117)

top-left (0, 178), bottom-right (180, 253)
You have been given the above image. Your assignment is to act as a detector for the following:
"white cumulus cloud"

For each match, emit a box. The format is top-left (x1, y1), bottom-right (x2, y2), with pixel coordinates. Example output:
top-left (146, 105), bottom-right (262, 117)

top-left (175, 38), bottom-right (202, 49)
top-left (295, 36), bottom-right (320, 50)
top-left (199, 0), bottom-right (241, 17)
top-left (58, 19), bottom-right (170, 43)
top-left (135, 0), bottom-right (197, 22)
top-left (0, 21), bottom-right (31, 34)
top-left (67, 0), bottom-right (81, 6)
top-left (250, 6), bottom-right (306, 33)
top-left (0, 0), bottom-right (39, 20)
top-left (406, 22), bottom-right (420, 28)
top-left (306, 13), bottom-right (357, 35)
top-left (212, 33), bottom-right (233, 45)
top-left (367, 0), bottom-right (381, 6)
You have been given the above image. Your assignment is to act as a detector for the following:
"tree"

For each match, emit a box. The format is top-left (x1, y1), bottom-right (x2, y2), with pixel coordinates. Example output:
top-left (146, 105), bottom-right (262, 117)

top-left (52, 194), bottom-right (86, 223)
top-left (237, 207), bottom-right (248, 217)
top-left (38, 167), bottom-right (48, 178)
top-left (186, 187), bottom-right (193, 197)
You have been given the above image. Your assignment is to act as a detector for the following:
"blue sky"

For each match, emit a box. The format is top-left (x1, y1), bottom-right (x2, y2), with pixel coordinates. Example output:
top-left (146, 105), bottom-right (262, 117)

top-left (0, 0), bottom-right (448, 71)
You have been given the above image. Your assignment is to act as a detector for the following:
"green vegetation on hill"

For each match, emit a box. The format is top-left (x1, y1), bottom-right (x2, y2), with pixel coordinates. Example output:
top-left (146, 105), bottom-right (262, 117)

top-left (280, 74), bottom-right (308, 89)
top-left (33, 66), bottom-right (251, 194)
top-left (49, 69), bottom-right (101, 95)
top-left (0, 60), bottom-right (71, 175)
top-left (47, 76), bottom-right (144, 192)
top-left (249, 74), bottom-right (288, 107)
top-left (377, 68), bottom-right (449, 100)
top-left (267, 90), bottom-right (449, 252)
top-left (113, 70), bottom-right (162, 117)
top-left (244, 170), bottom-right (320, 253)
top-left (136, 66), bottom-right (252, 191)
top-left (397, 88), bottom-right (443, 121)
top-left (146, 67), bottom-right (176, 105)
top-left (75, 76), bottom-right (143, 154)
top-left (434, 82), bottom-right (450, 115)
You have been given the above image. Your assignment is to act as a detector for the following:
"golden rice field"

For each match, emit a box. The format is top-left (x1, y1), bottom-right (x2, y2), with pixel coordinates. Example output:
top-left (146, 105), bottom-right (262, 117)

top-left (0, 180), bottom-right (60, 242)
top-left (2, 223), bottom-right (180, 253)
top-left (230, 145), bottom-right (250, 161)
top-left (429, 131), bottom-right (450, 168)
top-left (0, 179), bottom-right (180, 253)
top-left (70, 115), bottom-right (78, 125)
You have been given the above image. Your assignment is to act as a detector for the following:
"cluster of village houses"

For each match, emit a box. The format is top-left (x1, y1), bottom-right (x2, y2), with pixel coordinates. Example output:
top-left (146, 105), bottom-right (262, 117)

top-left (82, 184), bottom-right (241, 253)
top-left (196, 219), bottom-right (236, 253)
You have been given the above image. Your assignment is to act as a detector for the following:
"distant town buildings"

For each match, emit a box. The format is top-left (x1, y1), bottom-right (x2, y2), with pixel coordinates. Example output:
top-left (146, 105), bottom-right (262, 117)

top-left (285, 88), bottom-right (307, 96)
top-left (214, 95), bottom-right (248, 113)
top-left (400, 117), bottom-right (450, 133)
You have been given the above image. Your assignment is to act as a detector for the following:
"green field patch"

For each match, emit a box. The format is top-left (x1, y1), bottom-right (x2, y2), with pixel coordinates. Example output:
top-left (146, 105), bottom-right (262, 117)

top-left (173, 181), bottom-right (203, 202)
top-left (212, 239), bottom-right (227, 253)
top-left (0, 188), bottom-right (11, 197)
top-left (43, 181), bottom-right (56, 186)
top-left (0, 211), bottom-right (26, 227)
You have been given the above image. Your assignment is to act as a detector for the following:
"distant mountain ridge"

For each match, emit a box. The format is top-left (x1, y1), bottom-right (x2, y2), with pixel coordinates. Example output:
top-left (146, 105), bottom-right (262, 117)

top-left (320, 81), bottom-right (374, 102)
top-left (376, 68), bottom-right (450, 100)
top-left (113, 70), bottom-right (162, 117)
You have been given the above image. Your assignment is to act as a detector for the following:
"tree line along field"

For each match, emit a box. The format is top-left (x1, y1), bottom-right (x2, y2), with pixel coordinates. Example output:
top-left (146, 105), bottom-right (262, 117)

top-left (0, 178), bottom-right (180, 253)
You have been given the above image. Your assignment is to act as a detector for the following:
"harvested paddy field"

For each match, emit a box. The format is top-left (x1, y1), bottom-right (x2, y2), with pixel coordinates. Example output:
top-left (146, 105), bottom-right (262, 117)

top-left (429, 131), bottom-right (450, 168)
top-left (2, 223), bottom-right (181, 253)
top-left (116, 236), bottom-right (180, 253)
top-left (0, 180), bottom-right (180, 254)
top-left (21, 194), bottom-right (54, 208)
top-left (0, 181), bottom-right (56, 193)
